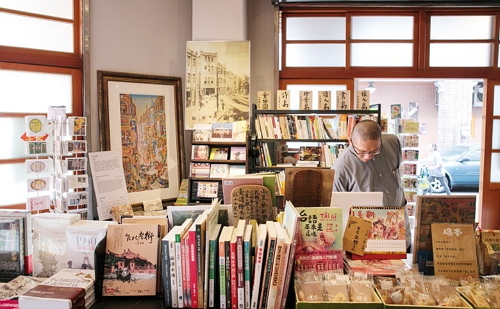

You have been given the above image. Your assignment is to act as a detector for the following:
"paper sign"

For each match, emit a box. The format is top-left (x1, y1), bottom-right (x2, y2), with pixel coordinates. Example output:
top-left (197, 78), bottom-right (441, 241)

top-left (403, 121), bottom-right (420, 133)
top-left (431, 223), bottom-right (479, 281)
top-left (343, 215), bottom-right (371, 256)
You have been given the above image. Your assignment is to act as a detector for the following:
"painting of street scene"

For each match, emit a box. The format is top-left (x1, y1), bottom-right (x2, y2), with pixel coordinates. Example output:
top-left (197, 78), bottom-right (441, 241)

top-left (185, 41), bottom-right (250, 129)
top-left (119, 93), bottom-right (169, 193)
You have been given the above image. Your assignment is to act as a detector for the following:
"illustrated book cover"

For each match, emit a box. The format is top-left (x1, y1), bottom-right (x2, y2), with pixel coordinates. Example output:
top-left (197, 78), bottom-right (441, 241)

top-left (102, 223), bottom-right (160, 296)
top-left (294, 207), bottom-right (344, 273)
top-left (0, 209), bottom-right (33, 275)
top-left (32, 213), bottom-right (81, 278)
top-left (0, 217), bottom-right (24, 280)
top-left (350, 206), bottom-right (407, 260)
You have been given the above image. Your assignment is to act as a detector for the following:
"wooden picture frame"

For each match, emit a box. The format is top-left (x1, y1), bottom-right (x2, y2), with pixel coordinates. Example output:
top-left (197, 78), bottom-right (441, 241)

top-left (98, 71), bottom-right (185, 204)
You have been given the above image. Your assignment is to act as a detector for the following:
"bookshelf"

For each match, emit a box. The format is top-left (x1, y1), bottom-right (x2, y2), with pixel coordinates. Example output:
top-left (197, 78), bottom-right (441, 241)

top-left (249, 104), bottom-right (381, 173)
top-left (189, 140), bottom-right (249, 204)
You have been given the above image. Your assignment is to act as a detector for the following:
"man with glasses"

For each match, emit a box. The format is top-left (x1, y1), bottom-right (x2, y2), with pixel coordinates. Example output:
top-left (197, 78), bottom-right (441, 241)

top-left (333, 120), bottom-right (411, 250)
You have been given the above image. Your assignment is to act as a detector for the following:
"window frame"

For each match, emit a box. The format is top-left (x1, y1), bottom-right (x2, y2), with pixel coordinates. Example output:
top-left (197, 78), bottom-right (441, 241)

top-left (0, 0), bottom-right (83, 208)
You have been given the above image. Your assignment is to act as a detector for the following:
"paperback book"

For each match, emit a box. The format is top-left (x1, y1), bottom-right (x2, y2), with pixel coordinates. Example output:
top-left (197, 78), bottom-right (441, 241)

top-left (32, 213), bottom-right (81, 278)
top-left (294, 207), bottom-right (344, 273)
top-left (102, 223), bottom-right (160, 296)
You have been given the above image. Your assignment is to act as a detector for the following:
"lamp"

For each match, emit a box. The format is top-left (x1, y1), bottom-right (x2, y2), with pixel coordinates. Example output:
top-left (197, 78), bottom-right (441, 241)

top-left (365, 81), bottom-right (376, 93)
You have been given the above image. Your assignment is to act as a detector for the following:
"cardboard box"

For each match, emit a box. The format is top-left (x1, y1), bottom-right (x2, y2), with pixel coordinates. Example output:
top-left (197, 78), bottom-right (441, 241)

top-left (295, 291), bottom-right (383, 309)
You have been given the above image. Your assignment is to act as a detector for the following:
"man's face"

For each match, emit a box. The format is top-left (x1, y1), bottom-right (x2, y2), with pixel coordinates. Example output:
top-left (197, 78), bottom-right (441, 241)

top-left (351, 137), bottom-right (381, 163)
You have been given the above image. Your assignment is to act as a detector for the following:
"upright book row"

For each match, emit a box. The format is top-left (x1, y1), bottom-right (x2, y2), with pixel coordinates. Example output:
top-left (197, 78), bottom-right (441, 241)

top-left (256, 142), bottom-right (348, 168)
top-left (161, 200), bottom-right (301, 309)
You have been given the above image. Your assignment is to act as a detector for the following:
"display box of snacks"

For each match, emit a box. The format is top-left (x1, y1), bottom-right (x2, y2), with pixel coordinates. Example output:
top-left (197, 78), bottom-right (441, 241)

top-left (374, 274), bottom-right (472, 309)
top-left (294, 271), bottom-right (383, 309)
top-left (456, 277), bottom-right (500, 309)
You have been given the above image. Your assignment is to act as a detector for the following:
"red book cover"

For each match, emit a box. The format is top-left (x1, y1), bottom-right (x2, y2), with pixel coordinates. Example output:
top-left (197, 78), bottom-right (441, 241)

top-left (229, 228), bottom-right (238, 309)
top-left (188, 228), bottom-right (198, 308)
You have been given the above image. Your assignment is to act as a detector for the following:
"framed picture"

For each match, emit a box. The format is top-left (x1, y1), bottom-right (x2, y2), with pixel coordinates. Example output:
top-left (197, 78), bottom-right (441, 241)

top-left (98, 71), bottom-right (185, 204)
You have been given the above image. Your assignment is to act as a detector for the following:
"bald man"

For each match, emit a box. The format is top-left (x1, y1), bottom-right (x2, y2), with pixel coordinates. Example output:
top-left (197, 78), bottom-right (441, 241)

top-left (333, 120), bottom-right (411, 250)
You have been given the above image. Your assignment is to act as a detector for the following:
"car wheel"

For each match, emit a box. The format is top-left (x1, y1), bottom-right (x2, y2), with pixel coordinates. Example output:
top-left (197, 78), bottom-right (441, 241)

top-left (430, 178), bottom-right (445, 193)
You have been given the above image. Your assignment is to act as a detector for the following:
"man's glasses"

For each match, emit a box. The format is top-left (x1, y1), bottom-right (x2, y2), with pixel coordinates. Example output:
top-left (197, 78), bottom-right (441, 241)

top-left (351, 140), bottom-right (382, 158)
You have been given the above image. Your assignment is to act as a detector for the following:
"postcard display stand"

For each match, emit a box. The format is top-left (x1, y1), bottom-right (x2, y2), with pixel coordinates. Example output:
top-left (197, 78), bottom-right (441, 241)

top-left (24, 110), bottom-right (89, 216)
top-left (396, 118), bottom-right (420, 219)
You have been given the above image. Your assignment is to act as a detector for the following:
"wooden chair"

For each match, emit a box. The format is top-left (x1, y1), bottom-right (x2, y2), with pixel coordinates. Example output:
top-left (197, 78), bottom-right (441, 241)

top-left (284, 167), bottom-right (334, 207)
top-left (230, 184), bottom-right (276, 224)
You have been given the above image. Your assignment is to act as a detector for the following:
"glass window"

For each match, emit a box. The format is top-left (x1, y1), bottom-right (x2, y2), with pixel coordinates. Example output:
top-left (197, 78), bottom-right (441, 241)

top-left (351, 43), bottom-right (413, 67)
top-left (0, 12), bottom-right (74, 53)
top-left (429, 43), bottom-right (492, 67)
top-left (351, 16), bottom-right (413, 40)
top-left (287, 17), bottom-right (346, 40)
top-left (0, 69), bottom-right (73, 113)
top-left (0, 163), bottom-right (29, 206)
top-left (493, 120), bottom-right (500, 149)
top-left (0, 118), bottom-right (30, 160)
top-left (431, 16), bottom-right (494, 40)
top-left (495, 85), bottom-right (500, 116)
top-left (286, 44), bottom-right (345, 67)
top-left (491, 153), bottom-right (500, 183)
top-left (0, 0), bottom-right (73, 19)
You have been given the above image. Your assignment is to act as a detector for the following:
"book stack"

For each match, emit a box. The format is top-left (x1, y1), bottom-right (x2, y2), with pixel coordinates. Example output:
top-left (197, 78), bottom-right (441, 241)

top-left (19, 268), bottom-right (96, 309)
top-left (32, 213), bottom-right (81, 278)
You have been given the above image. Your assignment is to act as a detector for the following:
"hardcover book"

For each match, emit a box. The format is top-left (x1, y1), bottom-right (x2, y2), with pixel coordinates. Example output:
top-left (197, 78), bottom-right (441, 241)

top-left (266, 222), bottom-right (290, 309)
top-left (219, 226), bottom-right (234, 309)
top-left (258, 221), bottom-right (277, 309)
top-left (18, 285), bottom-right (87, 309)
top-left (0, 217), bottom-right (24, 279)
top-left (0, 209), bottom-right (33, 275)
top-left (32, 213), bottom-right (81, 278)
top-left (0, 275), bottom-right (46, 300)
top-left (208, 224), bottom-right (223, 308)
top-left (295, 207), bottom-right (344, 273)
top-left (161, 225), bottom-right (179, 308)
top-left (121, 215), bottom-right (169, 293)
top-left (250, 224), bottom-right (267, 309)
top-left (277, 201), bottom-right (301, 309)
top-left (350, 206), bottom-right (407, 260)
top-left (102, 223), bottom-right (160, 296)
top-left (66, 220), bottom-right (114, 271)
